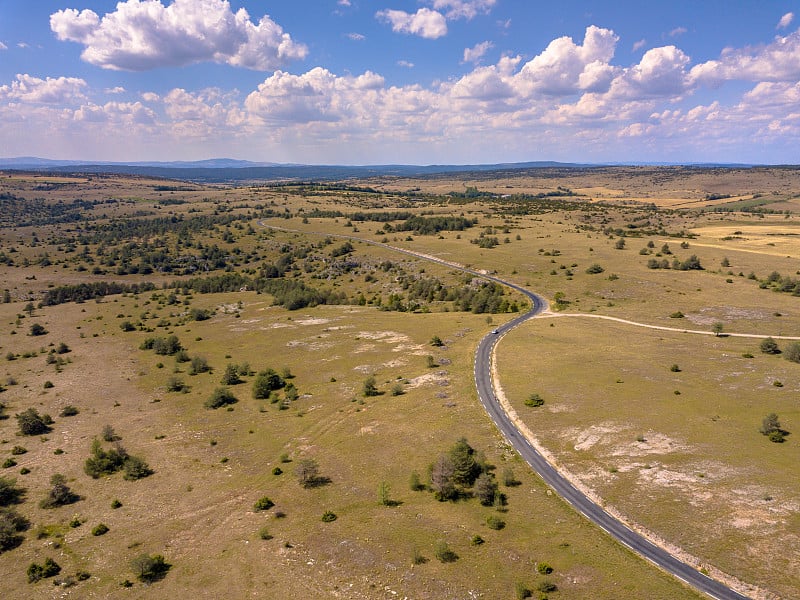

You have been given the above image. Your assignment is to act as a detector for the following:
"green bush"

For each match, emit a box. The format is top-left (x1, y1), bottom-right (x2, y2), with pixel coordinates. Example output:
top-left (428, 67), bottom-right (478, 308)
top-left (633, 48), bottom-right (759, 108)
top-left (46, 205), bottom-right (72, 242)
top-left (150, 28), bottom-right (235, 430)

top-left (536, 561), bottom-right (553, 575)
top-left (321, 510), bottom-right (337, 522)
top-left (524, 394), bottom-right (544, 407)
top-left (204, 387), bottom-right (237, 409)
top-left (59, 405), bottom-right (79, 417)
top-left (91, 523), bottom-right (109, 536)
top-left (486, 515), bottom-right (505, 530)
top-left (27, 557), bottom-right (60, 582)
top-left (253, 496), bottom-right (274, 511)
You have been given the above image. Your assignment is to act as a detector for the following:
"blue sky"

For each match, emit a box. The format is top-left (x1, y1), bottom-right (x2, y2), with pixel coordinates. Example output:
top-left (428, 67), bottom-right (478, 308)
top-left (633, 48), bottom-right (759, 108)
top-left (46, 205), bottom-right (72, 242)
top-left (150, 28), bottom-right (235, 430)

top-left (1, 0), bottom-right (799, 164)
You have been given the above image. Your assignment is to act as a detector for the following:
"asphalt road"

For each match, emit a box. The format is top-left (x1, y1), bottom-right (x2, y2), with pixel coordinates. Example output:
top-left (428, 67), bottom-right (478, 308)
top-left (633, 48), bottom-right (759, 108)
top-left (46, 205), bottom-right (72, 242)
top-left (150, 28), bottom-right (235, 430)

top-left (473, 287), bottom-right (753, 600)
top-left (257, 222), bottom-right (754, 599)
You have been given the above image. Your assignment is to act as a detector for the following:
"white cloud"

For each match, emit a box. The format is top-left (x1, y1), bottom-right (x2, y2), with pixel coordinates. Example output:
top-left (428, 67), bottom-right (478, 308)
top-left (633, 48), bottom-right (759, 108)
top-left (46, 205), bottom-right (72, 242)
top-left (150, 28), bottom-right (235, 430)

top-left (338, 0), bottom-right (352, 6)
top-left (0, 73), bottom-right (87, 104)
top-left (50, 0), bottom-right (307, 71)
top-left (463, 41), bottom-right (493, 63)
top-left (397, 60), bottom-right (415, 68)
top-left (0, 42), bottom-right (7, 51)
top-left (669, 27), bottom-right (687, 37)
top-left (376, 8), bottom-right (447, 39)
top-left (515, 25), bottom-right (619, 95)
top-left (778, 12), bottom-right (794, 29)
top-left (632, 39), bottom-right (646, 52)
top-left (431, 0), bottom-right (496, 20)
top-left (690, 29), bottom-right (800, 84)
top-left (347, 33), bottom-right (366, 41)
top-left (610, 45), bottom-right (692, 99)
top-left (105, 86), bottom-right (125, 94)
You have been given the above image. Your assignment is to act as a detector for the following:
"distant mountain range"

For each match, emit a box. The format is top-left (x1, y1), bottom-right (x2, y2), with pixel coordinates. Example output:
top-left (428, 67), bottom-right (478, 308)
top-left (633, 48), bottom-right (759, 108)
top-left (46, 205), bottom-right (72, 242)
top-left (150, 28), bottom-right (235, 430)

top-left (0, 156), bottom-right (765, 183)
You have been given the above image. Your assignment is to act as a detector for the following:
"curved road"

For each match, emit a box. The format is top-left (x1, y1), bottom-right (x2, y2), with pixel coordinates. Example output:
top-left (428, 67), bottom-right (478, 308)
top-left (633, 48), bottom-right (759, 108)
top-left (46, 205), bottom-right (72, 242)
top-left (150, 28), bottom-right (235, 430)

top-left (258, 222), bottom-right (754, 600)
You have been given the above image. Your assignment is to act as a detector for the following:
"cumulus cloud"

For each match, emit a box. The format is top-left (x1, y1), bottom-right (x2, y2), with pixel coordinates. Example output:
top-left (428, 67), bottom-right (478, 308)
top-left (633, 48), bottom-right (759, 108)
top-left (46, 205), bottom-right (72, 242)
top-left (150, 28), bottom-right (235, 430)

top-left (0, 73), bottom-right (87, 104)
top-left (431, 0), bottom-right (496, 20)
top-left (610, 45), bottom-right (692, 98)
top-left (105, 86), bottom-right (125, 94)
top-left (50, 0), bottom-right (307, 71)
top-left (690, 29), bottom-right (800, 84)
top-left (778, 12), bottom-right (794, 29)
top-left (244, 68), bottom-right (387, 123)
top-left (515, 25), bottom-right (619, 95)
top-left (376, 8), bottom-right (447, 39)
top-left (463, 41), bottom-right (493, 63)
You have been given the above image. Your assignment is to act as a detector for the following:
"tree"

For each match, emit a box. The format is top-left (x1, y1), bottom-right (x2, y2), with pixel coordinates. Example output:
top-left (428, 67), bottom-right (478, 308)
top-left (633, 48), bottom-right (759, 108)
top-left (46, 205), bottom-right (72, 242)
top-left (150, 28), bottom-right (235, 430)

top-left (220, 364), bottom-right (242, 385)
top-left (252, 369), bottom-right (285, 399)
top-left (295, 458), bottom-right (320, 488)
top-left (0, 477), bottom-right (25, 506)
top-left (712, 322), bottom-right (724, 337)
top-left (760, 413), bottom-right (787, 443)
top-left (525, 393), bottom-right (544, 407)
top-left (40, 474), bottom-right (79, 508)
top-left (0, 507), bottom-right (29, 552)
top-left (189, 355), bottom-right (210, 375)
top-left (102, 424), bottom-right (118, 442)
top-left (434, 540), bottom-right (458, 563)
top-left (363, 375), bottom-right (379, 397)
top-left (430, 335), bottom-right (444, 347)
top-left (585, 264), bottom-right (605, 274)
top-left (123, 455), bottom-right (153, 480)
top-left (784, 342), bottom-right (800, 363)
top-left (448, 438), bottom-right (480, 487)
top-left (205, 387), bottom-right (237, 409)
top-left (614, 238), bottom-right (626, 249)
top-left (474, 472), bottom-right (498, 506)
top-left (131, 553), bottom-right (171, 583)
top-left (760, 337), bottom-right (781, 354)
top-left (16, 408), bottom-right (52, 436)
top-left (23, 302), bottom-right (34, 317)
top-left (378, 481), bottom-right (391, 506)
top-left (430, 454), bottom-right (456, 501)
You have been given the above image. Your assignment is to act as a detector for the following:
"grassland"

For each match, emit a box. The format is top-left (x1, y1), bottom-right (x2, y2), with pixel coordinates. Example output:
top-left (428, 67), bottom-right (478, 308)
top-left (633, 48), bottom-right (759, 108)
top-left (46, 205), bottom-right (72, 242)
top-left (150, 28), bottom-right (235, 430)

top-left (1, 166), bottom-right (799, 598)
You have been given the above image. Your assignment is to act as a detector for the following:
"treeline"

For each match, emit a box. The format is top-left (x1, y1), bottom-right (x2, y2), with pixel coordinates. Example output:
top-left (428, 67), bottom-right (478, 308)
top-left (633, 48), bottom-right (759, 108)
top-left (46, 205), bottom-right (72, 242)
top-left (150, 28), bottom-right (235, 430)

top-left (0, 194), bottom-right (96, 227)
top-left (42, 281), bottom-right (157, 306)
top-left (395, 216), bottom-right (474, 235)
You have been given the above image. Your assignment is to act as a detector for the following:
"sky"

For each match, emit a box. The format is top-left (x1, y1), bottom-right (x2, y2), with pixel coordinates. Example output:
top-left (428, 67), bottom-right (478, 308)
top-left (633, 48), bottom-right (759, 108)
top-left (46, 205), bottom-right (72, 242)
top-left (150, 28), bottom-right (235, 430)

top-left (1, 0), bottom-right (799, 165)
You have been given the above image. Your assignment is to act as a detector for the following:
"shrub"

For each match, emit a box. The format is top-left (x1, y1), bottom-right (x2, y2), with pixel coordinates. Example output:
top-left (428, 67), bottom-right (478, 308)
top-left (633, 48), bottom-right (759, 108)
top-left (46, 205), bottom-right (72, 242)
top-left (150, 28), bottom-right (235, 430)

top-left (536, 561), bottom-right (554, 575)
top-left (486, 515), bottom-right (505, 530)
top-left (29, 323), bottom-right (47, 336)
top-left (27, 557), bottom-right (60, 583)
top-left (10, 446), bottom-right (27, 456)
top-left (669, 311), bottom-right (684, 319)
top-left (2, 459), bottom-right (16, 469)
top-left (189, 355), bottom-right (210, 375)
top-left (258, 526), bottom-right (272, 540)
top-left (205, 387), bottom-right (238, 409)
top-left (253, 496), bottom-right (275, 511)
top-left (525, 394), bottom-right (544, 407)
top-left (271, 467), bottom-right (283, 476)
top-left (16, 408), bottom-right (52, 436)
top-left (515, 582), bottom-right (532, 599)
top-left (785, 342), bottom-right (800, 363)
top-left (760, 337), bottom-right (781, 354)
top-left (131, 553), bottom-right (170, 583)
top-left (585, 264), bottom-right (605, 274)
top-left (470, 534), bottom-right (484, 546)
top-left (434, 540), bottom-right (458, 562)
top-left (111, 499), bottom-right (122, 509)
top-left (321, 510), bottom-right (337, 522)
top-left (537, 580), bottom-right (558, 593)
top-left (59, 405), bottom-right (79, 417)
top-left (166, 376), bottom-right (185, 392)
top-left (123, 455), bottom-right (153, 480)
top-left (91, 523), bottom-right (109, 536)
top-left (670, 364), bottom-right (681, 372)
